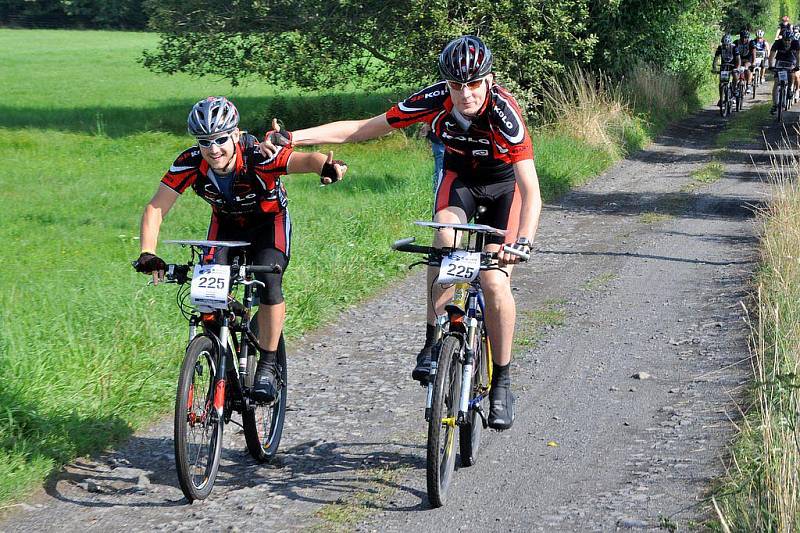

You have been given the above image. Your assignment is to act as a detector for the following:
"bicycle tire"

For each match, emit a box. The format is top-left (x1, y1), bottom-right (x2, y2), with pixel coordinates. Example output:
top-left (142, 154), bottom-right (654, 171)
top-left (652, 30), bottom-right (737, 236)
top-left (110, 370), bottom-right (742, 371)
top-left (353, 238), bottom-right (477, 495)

top-left (725, 86), bottom-right (732, 117)
top-left (243, 334), bottom-right (287, 463)
top-left (174, 335), bottom-right (224, 502)
top-left (426, 334), bottom-right (462, 508)
top-left (719, 84), bottom-right (726, 117)
top-left (778, 86), bottom-right (785, 122)
top-left (459, 324), bottom-right (489, 467)
top-left (735, 82), bottom-right (743, 112)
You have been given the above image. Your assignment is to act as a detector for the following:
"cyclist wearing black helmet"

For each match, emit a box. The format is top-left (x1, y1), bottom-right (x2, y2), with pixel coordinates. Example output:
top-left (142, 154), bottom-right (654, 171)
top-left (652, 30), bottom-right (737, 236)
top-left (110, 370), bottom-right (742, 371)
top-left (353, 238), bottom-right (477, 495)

top-left (769, 28), bottom-right (800, 113)
top-left (260, 35), bottom-right (541, 430)
top-left (713, 33), bottom-right (741, 105)
top-left (134, 96), bottom-right (348, 403)
top-left (735, 30), bottom-right (754, 91)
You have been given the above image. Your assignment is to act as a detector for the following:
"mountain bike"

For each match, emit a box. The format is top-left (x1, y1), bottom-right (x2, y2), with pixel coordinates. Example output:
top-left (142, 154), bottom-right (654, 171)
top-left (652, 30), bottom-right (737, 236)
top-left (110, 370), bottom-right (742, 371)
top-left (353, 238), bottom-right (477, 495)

top-left (772, 61), bottom-right (794, 122)
top-left (718, 65), bottom-right (734, 117)
top-left (734, 67), bottom-right (746, 112)
top-left (392, 222), bottom-right (529, 508)
top-left (142, 239), bottom-right (287, 501)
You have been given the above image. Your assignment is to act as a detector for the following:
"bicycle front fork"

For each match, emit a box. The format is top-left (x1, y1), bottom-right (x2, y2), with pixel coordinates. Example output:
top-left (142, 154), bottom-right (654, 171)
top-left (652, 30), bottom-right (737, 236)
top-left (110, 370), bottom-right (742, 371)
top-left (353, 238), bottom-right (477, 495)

top-left (457, 317), bottom-right (479, 425)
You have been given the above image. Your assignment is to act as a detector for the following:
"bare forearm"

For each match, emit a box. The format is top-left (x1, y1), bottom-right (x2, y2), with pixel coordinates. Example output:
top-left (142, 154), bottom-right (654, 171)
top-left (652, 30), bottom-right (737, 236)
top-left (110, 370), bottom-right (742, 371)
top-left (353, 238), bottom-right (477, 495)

top-left (140, 204), bottom-right (163, 254)
top-left (514, 160), bottom-right (542, 241)
top-left (292, 114), bottom-right (393, 146)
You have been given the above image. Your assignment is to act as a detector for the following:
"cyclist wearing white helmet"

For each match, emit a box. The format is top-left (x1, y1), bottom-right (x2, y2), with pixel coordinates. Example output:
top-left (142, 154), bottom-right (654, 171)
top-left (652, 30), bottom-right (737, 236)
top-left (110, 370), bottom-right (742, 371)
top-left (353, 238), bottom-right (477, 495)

top-left (750, 29), bottom-right (770, 81)
top-left (259, 35), bottom-right (542, 430)
top-left (134, 96), bottom-right (348, 403)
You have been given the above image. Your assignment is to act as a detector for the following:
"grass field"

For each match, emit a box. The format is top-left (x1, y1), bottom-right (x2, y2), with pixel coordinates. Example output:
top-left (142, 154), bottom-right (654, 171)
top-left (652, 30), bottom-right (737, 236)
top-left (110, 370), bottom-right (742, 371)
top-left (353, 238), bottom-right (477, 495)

top-left (0, 29), bottom-right (644, 506)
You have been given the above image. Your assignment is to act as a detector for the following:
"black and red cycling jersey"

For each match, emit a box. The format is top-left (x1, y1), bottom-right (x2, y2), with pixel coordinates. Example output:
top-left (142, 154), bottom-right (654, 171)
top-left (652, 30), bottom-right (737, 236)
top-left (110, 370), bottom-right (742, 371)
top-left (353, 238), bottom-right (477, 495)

top-left (161, 134), bottom-right (292, 224)
top-left (386, 81), bottom-right (533, 182)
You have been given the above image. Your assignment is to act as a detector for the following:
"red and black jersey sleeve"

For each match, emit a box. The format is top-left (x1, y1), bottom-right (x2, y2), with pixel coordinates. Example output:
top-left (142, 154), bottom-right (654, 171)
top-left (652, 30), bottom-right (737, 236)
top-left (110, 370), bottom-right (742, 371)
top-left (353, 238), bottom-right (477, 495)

top-left (386, 81), bottom-right (450, 129)
top-left (160, 147), bottom-right (202, 193)
top-left (490, 86), bottom-right (534, 163)
top-left (250, 144), bottom-right (293, 181)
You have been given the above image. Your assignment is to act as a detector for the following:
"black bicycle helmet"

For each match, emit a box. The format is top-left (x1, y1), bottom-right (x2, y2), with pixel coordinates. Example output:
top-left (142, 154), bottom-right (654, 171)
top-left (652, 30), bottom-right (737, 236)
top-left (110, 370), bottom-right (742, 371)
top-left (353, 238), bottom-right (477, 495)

top-left (782, 27), bottom-right (794, 40)
top-left (438, 35), bottom-right (493, 83)
top-left (187, 96), bottom-right (240, 137)
top-left (739, 30), bottom-right (750, 40)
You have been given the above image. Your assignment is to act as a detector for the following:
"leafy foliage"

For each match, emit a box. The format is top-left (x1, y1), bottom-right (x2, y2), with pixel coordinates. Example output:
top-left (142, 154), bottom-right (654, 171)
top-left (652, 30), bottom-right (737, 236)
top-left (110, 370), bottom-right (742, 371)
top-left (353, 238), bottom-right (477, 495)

top-left (0, 0), bottom-right (148, 29)
top-left (587, 0), bottom-right (724, 88)
top-left (141, 0), bottom-right (595, 113)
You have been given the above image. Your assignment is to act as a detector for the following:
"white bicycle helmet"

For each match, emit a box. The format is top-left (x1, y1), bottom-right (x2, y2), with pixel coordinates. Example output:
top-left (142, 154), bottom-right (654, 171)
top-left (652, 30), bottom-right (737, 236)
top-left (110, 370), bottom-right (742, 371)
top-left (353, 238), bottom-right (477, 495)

top-left (187, 96), bottom-right (240, 137)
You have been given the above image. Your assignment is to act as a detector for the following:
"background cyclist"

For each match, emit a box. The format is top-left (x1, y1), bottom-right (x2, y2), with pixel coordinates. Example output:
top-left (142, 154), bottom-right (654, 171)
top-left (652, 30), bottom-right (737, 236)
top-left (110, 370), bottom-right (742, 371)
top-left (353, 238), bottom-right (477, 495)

top-left (260, 35), bottom-right (542, 431)
top-left (750, 29), bottom-right (771, 83)
top-left (768, 28), bottom-right (800, 114)
top-left (133, 96), bottom-right (347, 403)
top-left (712, 33), bottom-right (741, 106)
top-left (735, 30), bottom-right (754, 92)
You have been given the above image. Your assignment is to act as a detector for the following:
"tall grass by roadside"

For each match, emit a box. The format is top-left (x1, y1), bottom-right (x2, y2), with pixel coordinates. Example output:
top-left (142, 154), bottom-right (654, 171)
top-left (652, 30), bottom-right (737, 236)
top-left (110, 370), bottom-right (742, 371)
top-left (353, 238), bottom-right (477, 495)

top-left (713, 145), bottom-right (800, 531)
top-left (541, 64), bottom-right (701, 163)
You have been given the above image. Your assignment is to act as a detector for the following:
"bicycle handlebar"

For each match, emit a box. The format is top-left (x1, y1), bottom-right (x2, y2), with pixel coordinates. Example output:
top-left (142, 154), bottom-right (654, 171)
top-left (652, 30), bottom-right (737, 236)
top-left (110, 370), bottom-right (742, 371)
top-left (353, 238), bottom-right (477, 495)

top-left (391, 237), bottom-right (530, 262)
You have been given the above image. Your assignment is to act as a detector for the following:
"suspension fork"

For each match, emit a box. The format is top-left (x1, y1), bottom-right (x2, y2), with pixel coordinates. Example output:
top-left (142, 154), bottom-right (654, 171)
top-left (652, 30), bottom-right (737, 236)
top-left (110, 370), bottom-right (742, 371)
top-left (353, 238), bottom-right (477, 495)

top-left (424, 314), bottom-right (448, 421)
top-left (457, 291), bottom-right (480, 425)
top-left (213, 316), bottom-right (230, 418)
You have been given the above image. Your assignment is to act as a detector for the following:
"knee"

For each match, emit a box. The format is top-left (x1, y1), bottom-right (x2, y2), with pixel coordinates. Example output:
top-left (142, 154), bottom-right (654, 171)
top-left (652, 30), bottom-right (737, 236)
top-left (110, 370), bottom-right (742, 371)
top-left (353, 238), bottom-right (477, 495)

top-left (433, 228), bottom-right (456, 248)
top-left (480, 274), bottom-right (512, 301)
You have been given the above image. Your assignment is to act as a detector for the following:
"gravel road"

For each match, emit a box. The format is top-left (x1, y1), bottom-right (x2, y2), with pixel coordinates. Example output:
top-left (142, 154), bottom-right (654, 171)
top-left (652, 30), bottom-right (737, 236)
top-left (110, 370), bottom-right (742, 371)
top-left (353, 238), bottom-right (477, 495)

top-left (1, 94), bottom-right (780, 532)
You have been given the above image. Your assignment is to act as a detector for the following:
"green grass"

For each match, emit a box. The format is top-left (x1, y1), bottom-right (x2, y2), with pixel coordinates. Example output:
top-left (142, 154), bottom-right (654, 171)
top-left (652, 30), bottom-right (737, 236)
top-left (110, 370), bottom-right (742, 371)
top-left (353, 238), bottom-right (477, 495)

top-left (515, 300), bottom-right (567, 349)
top-left (0, 28), bottom-right (695, 507)
top-left (715, 102), bottom-right (772, 149)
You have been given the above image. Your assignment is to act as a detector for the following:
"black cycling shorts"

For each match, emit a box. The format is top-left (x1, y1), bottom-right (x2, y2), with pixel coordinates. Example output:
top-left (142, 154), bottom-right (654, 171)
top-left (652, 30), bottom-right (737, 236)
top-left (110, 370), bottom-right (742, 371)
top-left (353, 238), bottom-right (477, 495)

top-left (434, 170), bottom-right (521, 246)
top-left (207, 211), bottom-right (292, 305)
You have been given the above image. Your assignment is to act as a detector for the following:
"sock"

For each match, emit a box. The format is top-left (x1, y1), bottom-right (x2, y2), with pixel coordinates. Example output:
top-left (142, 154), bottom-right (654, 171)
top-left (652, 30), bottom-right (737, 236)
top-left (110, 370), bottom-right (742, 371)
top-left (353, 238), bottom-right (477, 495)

top-left (492, 362), bottom-right (511, 388)
top-left (424, 323), bottom-right (436, 347)
top-left (260, 350), bottom-right (277, 365)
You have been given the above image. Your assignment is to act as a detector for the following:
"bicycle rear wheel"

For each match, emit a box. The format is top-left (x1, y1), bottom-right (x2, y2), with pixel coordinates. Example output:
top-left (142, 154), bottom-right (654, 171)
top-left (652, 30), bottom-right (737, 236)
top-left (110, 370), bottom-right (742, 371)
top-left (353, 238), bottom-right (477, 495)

top-left (426, 334), bottom-right (462, 508)
top-left (459, 324), bottom-right (490, 467)
top-left (243, 334), bottom-right (287, 463)
top-left (174, 335), bottom-right (224, 502)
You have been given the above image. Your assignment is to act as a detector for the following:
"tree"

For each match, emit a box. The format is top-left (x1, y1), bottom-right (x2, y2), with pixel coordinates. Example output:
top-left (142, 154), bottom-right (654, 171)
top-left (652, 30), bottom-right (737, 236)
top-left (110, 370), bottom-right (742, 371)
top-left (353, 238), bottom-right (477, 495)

top-left (141, 0), bottom-right (595, 114)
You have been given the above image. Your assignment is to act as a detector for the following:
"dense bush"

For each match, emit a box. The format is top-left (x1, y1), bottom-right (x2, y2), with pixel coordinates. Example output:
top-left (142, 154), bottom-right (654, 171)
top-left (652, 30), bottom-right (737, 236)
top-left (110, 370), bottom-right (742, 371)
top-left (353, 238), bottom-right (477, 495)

top-left (587, 0), bottom-right (724, 89)
top-left (0, 0), bottom-right (147, 29)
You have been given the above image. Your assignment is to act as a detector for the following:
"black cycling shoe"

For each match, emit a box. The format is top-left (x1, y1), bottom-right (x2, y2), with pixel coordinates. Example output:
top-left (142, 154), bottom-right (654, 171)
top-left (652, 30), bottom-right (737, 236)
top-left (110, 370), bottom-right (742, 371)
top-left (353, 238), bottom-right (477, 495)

top-left (412, 344), bottom-right (433, 383)
top-left (488, 383), bottom-right (515, 430)
top-left (252, 358), bottom-right (279, 403)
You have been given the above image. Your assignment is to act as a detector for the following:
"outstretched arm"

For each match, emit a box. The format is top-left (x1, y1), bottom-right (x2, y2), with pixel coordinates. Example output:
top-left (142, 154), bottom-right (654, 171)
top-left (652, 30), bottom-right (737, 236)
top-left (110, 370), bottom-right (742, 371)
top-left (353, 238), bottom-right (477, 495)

top-left (292, 114), bottom-right (393, 146)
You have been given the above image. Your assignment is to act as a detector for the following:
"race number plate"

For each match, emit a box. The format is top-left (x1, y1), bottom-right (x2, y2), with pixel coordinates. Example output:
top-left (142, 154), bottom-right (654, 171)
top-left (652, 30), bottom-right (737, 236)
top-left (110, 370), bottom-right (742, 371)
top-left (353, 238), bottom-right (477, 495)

top-left (720, 71), bottom-right (730, 81)
top-left (190, 264), bottom-right (230, 310)
top-left (438, 251), bottom-right (481, 285)
top-left (756, 51), bottom-right (765, 59)
top-left (779, 70), bottom-right (789, 82)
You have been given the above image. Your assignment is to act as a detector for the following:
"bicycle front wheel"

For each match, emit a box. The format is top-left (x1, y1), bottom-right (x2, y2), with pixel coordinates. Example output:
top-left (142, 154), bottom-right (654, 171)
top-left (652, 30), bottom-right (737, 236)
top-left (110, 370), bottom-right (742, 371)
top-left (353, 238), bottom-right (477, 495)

top-left (243, 334), bottom-right (287, 463)
top-left (459, 324), bottom-right (489, 467)
top-left (174, 335), bottom-right (224, 502)
top-left (426, 335), bottom-right (462, 508)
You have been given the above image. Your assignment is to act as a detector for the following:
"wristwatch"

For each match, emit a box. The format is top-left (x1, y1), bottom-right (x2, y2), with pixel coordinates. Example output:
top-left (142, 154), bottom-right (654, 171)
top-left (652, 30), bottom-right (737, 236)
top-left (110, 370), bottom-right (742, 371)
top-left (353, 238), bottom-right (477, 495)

top-left (515, 237), bottom-right (531, 247)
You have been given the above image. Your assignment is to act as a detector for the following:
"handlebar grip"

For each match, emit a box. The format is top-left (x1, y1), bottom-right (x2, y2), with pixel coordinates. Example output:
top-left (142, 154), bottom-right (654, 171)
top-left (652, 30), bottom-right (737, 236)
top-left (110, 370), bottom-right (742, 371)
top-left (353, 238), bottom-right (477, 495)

top-left (392, 237), bottom-right (416, 250)
top-left (395, 243), bottom-right (436, 254)
top-left (502, 245), bottom-right (531, 262)
top-left (247, 264), bottom-right (283, 274)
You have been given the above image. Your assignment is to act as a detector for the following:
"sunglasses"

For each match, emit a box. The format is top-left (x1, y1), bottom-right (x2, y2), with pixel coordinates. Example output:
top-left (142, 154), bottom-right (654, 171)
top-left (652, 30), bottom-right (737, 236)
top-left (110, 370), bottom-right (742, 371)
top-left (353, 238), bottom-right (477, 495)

top-left (446, 77), bottom-right (487, 92)
top-left (197, 135), bottom-right (232, 148)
